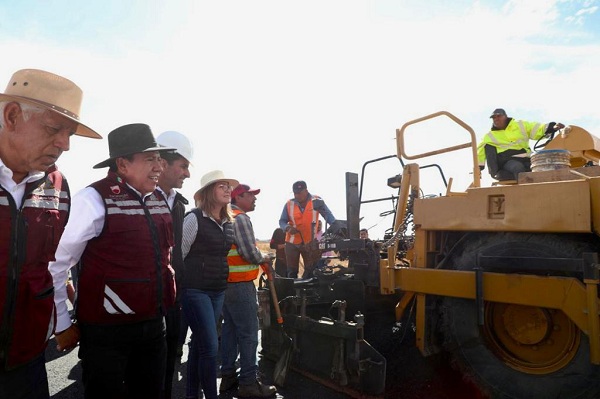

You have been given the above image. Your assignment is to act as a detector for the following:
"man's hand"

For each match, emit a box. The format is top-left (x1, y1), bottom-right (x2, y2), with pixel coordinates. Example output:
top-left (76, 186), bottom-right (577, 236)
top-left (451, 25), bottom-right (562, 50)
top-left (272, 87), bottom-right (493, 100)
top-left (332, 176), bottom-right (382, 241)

top-left (545, 122), bottom-right (565, 137)
top-left (55, 324), bottom-right (80, 352)
top-left (286, 226), bottom-right (299, 234)
top-left (260, 253), bottom-right (275, 265)
top-left (260, 260), bottom-right (274, 277)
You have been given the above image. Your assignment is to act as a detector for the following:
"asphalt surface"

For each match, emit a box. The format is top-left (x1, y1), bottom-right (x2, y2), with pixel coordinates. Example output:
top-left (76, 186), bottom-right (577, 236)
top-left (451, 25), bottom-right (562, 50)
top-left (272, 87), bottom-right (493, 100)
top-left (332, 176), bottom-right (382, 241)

top-left (46, 319), bottom-right (483, 399)
top-left (46, 329), bottom-right (352, 399)
top-left (45, 276), bottom-right (482, 399)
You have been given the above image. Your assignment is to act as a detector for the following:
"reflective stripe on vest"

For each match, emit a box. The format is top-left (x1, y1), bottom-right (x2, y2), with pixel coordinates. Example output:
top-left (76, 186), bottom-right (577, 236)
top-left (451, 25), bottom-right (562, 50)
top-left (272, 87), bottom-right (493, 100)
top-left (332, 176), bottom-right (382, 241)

top-left (0, 167), bottom-right (69, 369)
top-left (477, 120), bottom-right (546, 164)
top-left (227, 209), bottom-right (260, 282)
top-left (285, 197), bottom-right (320, 245)
top-left (77, 173), bottom-right (175, 325)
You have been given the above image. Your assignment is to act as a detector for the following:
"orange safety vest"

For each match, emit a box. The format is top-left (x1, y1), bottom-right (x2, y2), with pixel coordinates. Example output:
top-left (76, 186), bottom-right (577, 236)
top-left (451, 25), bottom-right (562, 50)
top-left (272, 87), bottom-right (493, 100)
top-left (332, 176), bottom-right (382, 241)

top-left (227, 209), bottom-right (260, 282)
top-left (284, 196), bottom-right (320, 245)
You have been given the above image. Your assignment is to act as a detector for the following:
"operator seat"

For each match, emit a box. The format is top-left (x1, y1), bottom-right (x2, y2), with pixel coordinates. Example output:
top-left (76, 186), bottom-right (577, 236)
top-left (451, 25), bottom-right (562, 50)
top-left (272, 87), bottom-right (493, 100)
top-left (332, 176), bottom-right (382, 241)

top-left (485, 145), bottom-right (513, 181)
top-left (485, 144), bottom-right (520, 184)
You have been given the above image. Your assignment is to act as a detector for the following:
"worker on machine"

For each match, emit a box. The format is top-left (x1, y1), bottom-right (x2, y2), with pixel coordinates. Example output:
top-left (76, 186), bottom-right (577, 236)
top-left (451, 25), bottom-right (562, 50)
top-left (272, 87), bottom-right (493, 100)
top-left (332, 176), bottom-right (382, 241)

top-left (477, 108), bottom-right (564, 181)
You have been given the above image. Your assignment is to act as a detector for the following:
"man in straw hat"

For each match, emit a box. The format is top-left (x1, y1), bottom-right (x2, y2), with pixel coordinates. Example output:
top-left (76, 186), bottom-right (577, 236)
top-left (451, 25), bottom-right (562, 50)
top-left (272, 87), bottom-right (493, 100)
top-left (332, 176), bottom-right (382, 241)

top-left (0, 68), bottom-right (101, 399)
top-left (49, 123), bottom-right (177, 399)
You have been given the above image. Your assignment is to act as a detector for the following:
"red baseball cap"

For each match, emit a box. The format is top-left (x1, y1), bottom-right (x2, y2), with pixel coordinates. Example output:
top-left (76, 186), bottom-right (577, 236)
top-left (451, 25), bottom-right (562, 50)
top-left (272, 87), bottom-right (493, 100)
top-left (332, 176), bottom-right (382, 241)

top-left (231, 184), bottom-right (260, 199)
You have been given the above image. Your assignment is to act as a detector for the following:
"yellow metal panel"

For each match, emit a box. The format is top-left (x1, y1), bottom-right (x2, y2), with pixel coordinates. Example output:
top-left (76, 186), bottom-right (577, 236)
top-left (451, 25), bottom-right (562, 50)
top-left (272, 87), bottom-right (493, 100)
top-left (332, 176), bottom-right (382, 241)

top-left (518, 166), bottom-right (600, 184)
top-left (395, 267), bottom-right (596, 334)
top-left (545, 125), bottom-right (600, 155)
top-left (414, 180), bottom-right (591, 232)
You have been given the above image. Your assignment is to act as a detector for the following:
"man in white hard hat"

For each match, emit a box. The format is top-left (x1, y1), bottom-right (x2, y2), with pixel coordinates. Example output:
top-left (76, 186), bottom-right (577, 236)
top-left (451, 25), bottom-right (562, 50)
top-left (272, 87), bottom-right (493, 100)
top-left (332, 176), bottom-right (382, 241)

top-left (0, 69), bottom-right (101, 399)
top-left (155, 130), bottom-right (193, 399)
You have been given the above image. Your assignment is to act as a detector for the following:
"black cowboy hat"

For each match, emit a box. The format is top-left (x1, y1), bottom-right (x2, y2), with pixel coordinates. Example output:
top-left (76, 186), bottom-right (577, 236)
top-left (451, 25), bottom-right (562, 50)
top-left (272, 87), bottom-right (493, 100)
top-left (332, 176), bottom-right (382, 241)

top-left (93, 123), bottom-right (175, 169)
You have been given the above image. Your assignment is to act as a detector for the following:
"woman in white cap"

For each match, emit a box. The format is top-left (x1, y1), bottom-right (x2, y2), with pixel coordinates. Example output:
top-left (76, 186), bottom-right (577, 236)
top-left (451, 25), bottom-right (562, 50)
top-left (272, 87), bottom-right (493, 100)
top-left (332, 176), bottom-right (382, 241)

top-left (180, 170), bottom-right (239, 399)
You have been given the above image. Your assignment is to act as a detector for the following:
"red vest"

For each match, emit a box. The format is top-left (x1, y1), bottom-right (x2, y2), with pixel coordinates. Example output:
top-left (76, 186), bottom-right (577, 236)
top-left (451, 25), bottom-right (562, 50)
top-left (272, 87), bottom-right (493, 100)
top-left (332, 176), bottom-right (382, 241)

top-left (76, 173), bottom-right (175, 325)
top-left (0, 167), bottom-right (69, 369)
top-left (227, 209), bottom-right (260, 282)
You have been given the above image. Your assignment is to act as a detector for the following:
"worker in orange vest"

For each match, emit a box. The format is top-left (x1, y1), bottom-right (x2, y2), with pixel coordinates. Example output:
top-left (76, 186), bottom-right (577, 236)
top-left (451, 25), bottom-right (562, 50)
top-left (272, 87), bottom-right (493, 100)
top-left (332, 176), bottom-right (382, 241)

top-left (278, 180), bottom-right (337, 278)
top-left (221, 184), bottom-right (277, 398)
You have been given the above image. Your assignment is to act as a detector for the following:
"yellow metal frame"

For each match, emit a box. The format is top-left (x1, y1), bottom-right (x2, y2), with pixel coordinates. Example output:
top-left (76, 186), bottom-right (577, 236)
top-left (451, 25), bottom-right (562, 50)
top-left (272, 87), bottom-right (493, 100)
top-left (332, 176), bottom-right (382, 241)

top-left (396, 110), bottom-right (481, 189)
top-left (384, 112), bottom-right (600, 365)
top-left (388, 267), bottom-right (600, 363)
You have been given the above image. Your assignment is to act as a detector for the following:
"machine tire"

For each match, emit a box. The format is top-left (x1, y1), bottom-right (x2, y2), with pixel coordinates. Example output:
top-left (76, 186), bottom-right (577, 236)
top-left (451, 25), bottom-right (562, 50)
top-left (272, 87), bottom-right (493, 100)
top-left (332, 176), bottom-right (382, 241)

top-left (442, 232), bottom-right (600, 399)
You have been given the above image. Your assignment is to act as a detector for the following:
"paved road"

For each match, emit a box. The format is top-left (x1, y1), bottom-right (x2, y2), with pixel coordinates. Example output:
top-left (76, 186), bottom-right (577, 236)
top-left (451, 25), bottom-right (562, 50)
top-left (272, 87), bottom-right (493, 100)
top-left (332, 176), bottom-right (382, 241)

top-left (46, 330), bottom-right (352, 399)
top-left (45, 289), bottom-right (482, 399)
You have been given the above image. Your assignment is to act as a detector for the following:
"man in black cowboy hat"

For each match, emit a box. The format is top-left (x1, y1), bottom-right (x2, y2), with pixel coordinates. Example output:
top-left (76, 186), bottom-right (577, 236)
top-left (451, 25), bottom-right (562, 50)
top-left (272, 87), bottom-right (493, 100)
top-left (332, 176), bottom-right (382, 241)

top-left (0, 69), bottom-right (101, 399)
top-left (49, 123), bottom-right (177, 399)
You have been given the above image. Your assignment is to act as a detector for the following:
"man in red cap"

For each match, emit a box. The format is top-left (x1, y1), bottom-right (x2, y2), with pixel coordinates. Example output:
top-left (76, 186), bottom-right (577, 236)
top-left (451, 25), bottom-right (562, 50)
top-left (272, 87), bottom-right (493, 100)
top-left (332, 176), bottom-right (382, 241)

top-left (220, 184), bottom-right (277, 398)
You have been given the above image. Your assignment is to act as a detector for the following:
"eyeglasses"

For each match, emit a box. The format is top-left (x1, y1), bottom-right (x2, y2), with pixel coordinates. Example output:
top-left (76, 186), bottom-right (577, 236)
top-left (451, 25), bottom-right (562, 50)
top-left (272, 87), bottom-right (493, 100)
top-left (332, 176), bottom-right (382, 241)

top-left (216, 183), bottom-right (233, 191)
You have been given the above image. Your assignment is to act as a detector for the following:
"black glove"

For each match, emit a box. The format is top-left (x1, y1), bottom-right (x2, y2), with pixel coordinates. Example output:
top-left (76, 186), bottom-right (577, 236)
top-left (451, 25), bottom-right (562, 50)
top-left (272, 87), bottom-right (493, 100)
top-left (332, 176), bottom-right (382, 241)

top-left (544, 122), bottom-right (563, 137)
top-left (479, 165), bottom-right (485, 171)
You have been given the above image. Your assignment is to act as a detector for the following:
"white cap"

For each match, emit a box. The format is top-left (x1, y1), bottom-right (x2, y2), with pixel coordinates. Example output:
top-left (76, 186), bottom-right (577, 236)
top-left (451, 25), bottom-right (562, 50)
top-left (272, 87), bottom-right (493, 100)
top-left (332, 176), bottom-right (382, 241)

top-left (156, 131), bottom-right (194, 163)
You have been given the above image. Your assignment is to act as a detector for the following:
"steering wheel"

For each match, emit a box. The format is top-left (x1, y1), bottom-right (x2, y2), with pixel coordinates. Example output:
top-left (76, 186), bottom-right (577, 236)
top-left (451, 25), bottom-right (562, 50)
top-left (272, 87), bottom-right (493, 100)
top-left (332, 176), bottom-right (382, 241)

top-left (533, 130), bottom-right (555, 151)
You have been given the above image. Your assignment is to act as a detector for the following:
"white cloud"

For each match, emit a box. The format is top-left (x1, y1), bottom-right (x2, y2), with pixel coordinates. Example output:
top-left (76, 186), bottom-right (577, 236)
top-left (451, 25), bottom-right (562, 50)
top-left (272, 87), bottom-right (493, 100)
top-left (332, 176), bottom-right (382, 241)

top-left (1, 0), bottom-right (600, 239)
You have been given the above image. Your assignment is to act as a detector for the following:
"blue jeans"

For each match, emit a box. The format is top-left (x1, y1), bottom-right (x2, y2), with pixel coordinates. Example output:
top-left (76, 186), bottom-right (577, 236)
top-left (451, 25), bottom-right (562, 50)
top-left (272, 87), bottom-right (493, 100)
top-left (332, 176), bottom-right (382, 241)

top-left (503, 158), bottom-right (529, 179)
top-left (181, 288), bottom-right (224, 399)
top-left (220, 281), bottom-right (259, 385)
top-left (0, 354), bottom-right (49, 399)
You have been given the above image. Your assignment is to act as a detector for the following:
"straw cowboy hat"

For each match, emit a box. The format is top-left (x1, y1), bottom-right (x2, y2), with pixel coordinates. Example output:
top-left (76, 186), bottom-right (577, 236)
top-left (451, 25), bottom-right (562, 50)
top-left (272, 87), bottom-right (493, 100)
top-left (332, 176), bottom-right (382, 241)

top-left (0, 69), bottom-right (101, 139)
top-left (196, 170), bottom-right (239, 195)
top-left (93, 123), bottom-right (176, 169)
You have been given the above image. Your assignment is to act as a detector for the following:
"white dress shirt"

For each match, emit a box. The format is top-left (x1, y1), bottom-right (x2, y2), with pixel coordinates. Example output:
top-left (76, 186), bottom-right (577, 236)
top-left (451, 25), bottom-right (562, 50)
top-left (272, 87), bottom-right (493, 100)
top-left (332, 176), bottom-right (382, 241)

top-left (49, 184), bottom-right (153, 333)
top-left (0, 158), bottom-right (44, 207)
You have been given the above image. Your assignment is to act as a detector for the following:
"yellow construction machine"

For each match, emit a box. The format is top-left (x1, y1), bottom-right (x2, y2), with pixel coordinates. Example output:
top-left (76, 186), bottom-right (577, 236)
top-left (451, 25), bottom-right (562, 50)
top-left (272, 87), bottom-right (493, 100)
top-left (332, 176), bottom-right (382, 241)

top-left (260, 110), bottom-right (600, 398)
top-left (383, 111), bottom-right (600, 398)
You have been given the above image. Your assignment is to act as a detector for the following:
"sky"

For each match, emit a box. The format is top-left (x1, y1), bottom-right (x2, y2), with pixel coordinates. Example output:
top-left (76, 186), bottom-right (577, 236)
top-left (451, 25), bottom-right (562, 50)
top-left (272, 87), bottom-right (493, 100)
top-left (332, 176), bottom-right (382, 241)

top-left (1, 0), bottom-right (600, 240)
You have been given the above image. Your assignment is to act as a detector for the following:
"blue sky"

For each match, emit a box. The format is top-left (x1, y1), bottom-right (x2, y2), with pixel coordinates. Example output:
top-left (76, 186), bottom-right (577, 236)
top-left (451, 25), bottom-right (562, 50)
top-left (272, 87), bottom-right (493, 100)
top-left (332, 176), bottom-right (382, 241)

top-left (1, 0), bottom-right (599, 239)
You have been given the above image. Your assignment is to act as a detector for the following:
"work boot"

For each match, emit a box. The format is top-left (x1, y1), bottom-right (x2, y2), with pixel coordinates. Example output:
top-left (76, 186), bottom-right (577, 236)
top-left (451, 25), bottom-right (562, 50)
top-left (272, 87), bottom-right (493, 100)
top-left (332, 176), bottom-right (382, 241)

top-left (238, 379), bottom-right (277, 398)
top-left (219, 373), bottom-right (239, 392)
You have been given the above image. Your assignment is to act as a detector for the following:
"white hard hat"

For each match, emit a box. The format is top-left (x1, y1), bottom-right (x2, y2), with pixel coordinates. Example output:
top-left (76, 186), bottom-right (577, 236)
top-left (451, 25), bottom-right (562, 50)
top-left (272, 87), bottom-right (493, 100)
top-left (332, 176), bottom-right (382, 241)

top-left (156, 130), bottom-right (194, 163)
